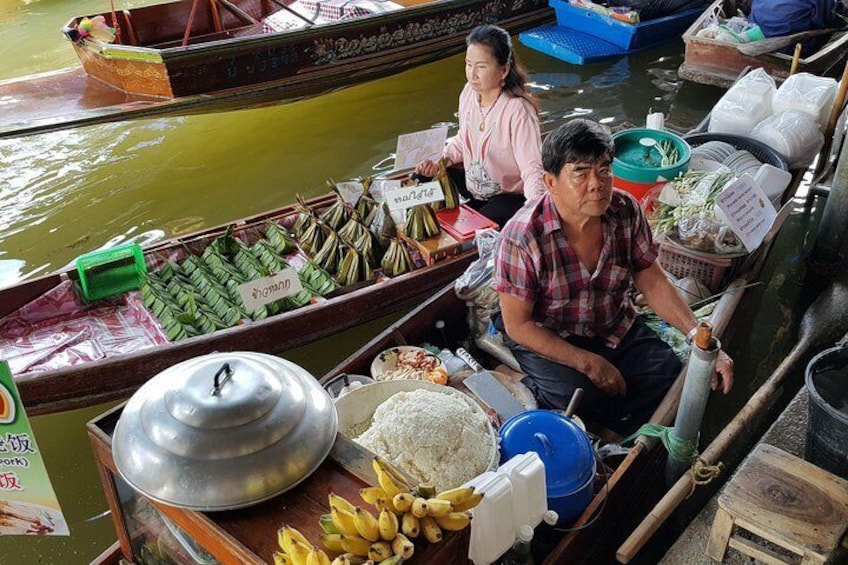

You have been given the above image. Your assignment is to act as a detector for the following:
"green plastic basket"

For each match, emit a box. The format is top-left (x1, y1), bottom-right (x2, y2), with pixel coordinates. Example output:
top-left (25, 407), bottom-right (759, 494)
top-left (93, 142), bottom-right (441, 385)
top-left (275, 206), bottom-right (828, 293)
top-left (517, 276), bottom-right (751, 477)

top-left (76, 243), bottom-right (147, 301)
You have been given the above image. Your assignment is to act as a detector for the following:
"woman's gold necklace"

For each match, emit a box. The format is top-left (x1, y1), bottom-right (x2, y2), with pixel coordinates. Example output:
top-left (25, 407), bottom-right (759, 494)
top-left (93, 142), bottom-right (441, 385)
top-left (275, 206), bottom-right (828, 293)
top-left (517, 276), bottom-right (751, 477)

top-left (478, 91), bottom-right (502, 132)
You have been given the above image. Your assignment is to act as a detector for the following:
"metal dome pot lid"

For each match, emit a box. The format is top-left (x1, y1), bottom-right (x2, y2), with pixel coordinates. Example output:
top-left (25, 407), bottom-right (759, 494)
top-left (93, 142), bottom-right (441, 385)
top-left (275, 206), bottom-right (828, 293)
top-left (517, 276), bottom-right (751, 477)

top-left (113, 351), bottom-right (338, 511)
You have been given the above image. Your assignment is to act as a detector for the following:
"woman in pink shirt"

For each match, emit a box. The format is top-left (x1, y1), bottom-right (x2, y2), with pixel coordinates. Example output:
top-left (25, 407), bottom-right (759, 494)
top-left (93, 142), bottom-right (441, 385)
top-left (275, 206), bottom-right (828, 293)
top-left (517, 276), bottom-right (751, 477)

top-left (416, 25), bottom-right (545, 227)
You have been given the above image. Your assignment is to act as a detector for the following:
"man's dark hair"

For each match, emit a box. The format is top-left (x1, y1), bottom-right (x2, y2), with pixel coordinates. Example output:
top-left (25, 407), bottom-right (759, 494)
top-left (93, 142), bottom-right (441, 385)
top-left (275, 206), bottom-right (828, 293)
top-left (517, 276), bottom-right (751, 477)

top-left (542, 119), bottom-right (614, 175)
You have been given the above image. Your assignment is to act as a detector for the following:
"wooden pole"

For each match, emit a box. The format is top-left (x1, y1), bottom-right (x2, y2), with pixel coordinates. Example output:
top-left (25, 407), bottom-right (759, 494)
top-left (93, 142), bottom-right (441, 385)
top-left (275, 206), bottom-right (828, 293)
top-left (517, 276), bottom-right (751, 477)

top-left (209, 0), bottom-right (223, 33)
top-left (812, 60), bottom-right (848, 180)
top-left (789, 43), bottom-right (803, 75)
top-left (182, 0), bottom-right (202, 47)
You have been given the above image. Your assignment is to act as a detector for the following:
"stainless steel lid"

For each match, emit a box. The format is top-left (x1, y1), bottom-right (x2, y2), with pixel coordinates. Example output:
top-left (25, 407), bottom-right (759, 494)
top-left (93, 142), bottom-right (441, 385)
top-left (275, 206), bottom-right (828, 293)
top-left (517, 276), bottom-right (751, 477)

top-left (113, 351), bottom-right (337, 511)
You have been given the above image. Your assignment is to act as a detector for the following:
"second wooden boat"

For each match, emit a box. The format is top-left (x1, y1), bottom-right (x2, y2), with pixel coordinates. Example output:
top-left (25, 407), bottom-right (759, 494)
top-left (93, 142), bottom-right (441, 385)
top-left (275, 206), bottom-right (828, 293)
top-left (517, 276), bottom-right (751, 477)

top-left (0, 189), bottom-right (481, 416)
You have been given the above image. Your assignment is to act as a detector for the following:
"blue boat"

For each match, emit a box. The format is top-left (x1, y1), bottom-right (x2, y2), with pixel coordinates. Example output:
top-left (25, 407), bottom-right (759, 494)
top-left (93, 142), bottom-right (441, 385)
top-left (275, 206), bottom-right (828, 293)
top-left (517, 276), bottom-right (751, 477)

top-left (519, 0), bottom-right (703, 65)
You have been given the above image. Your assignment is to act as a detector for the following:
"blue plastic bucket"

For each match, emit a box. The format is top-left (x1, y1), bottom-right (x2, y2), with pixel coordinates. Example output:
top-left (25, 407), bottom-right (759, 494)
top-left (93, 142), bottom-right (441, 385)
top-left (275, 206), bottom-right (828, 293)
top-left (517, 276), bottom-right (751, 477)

top-left (499, 410), bottom-right (595, 525)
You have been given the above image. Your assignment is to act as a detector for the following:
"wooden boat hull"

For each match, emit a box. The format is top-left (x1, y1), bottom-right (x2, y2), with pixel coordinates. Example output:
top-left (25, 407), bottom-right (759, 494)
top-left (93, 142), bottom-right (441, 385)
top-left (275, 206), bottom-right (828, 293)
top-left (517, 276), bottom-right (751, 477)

top-left (1, 194), bottom-right (476, 416)
top-left (0, 0), bottom-right (552, 139)
top-left (678, 0), bottom-right (848, 88)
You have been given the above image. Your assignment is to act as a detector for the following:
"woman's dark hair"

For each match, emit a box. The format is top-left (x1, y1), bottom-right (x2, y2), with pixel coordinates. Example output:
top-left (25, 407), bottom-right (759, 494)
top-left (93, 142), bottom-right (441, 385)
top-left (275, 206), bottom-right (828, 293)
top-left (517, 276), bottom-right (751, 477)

top-left (542, 119), bottom-right (614, 175)
top-left (466, 25), bottom-right (537, 112)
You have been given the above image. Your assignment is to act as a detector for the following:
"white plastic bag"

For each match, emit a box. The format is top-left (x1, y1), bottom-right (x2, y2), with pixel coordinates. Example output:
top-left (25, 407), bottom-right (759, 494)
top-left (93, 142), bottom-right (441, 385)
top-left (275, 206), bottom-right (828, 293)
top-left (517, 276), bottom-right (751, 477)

top-left (709, 68), bottom-right (776, 136)
top-left (455, 229), bottom-right (502, 333)
top-left (752, 111), bottom-right (824, 169)
top-left (772, 73), bottom-right (838, 129)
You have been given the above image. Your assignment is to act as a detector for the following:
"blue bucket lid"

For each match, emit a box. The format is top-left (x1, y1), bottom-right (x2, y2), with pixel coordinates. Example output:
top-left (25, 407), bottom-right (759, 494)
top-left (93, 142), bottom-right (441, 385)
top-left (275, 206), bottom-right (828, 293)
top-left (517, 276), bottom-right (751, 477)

top-left (499, 409), bottom-right (595, 497)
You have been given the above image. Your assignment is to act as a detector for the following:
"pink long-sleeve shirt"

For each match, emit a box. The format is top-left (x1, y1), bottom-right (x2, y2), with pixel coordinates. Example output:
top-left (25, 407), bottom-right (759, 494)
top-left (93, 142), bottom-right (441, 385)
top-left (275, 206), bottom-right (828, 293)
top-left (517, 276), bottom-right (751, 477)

top-left (443, 83), bottom-right (546, 202)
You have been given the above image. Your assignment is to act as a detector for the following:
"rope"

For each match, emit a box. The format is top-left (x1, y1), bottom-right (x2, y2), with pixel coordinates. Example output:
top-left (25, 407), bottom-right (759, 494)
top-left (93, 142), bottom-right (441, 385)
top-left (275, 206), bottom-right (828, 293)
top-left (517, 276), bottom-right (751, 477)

top-left (621, 423), bottom-right (698, 464)
top-left (685, 458), bottom-right (724, 498)
top-left (109, 0), bottom-right (121, 44)
top-left (621, 424), bottom-right (725, 498)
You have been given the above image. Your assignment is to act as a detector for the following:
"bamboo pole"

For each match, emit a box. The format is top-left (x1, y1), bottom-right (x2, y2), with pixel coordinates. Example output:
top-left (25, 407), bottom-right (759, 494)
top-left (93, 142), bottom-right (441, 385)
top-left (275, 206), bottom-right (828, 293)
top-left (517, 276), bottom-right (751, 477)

top-left (789, 43), bottom-right (803, 75)
top-left (616, 274), bottom-right (848, 563)
top-left (812, 60), bottom-right (848, 180)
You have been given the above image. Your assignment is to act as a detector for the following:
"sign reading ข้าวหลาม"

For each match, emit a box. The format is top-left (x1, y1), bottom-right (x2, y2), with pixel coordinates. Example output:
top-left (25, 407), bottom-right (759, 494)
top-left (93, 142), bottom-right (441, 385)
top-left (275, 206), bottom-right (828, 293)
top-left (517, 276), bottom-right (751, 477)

top-left (237, 267), bottom-right (304, 312)
top-left (0, 361), bottom-right (68, 535)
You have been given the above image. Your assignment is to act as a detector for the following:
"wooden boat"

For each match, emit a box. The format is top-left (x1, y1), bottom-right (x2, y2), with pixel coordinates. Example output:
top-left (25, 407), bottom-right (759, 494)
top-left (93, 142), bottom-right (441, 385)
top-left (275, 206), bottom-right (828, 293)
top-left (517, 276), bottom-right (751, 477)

top-left (0, 190), bottom-right (480, 416)
top-left (678, 0), bottom-right (848, 88)
top-left (0, 0), bottom-right (553, 140)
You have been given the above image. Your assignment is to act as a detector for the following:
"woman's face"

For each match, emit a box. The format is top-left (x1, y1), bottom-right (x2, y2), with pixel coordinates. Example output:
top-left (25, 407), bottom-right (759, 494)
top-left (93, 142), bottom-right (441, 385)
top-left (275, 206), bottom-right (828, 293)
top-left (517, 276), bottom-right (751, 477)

top-left (465, 43), bottom-right (508, 95)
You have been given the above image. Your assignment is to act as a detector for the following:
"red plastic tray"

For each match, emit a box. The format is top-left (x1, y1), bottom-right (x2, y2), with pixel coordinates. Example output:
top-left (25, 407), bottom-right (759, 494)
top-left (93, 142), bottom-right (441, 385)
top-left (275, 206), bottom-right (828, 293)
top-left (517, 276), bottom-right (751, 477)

top-left (436, 205), bottom-right (499, 242)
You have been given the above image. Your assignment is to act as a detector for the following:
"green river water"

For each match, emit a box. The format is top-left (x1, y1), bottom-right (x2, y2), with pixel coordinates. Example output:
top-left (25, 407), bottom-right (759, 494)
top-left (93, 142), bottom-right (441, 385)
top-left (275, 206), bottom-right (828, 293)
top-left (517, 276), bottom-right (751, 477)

top-left (0, 0), bottom-right (725, 561)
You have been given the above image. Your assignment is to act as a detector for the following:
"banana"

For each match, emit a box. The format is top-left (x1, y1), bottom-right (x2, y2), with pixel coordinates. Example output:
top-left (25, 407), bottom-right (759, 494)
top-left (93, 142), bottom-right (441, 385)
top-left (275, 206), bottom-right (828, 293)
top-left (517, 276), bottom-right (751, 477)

top-left (330, 556), bottom-right (351, 565)
top-left (401, 512), bottom-right (420, 538)
top-left (391, 533), bottom-right (415, 560)
top-left (372, 458), bottom-right (407, 498)
top-left (274, 552), bottom-right (293, 565)
top-left (410, 497), bottom-right (429, 518)
top-left (279, 526), bottom-right (311, 554)
top-left (452, 491), bottom-right (485, 512)
top-left (435, 486), bottom-right (476, 506)
top-left (359, 486), bottom-right (388, 507)
top-left (434, 511), bottom-right (472, 531)
top-left (367, 541), bottom-right (392, 563)
top-left (320, 533), bottom-right (345, 553)
top-left (329, 493), bottom-right (357, 514)
top-left (320, 513), bottom-right (340, 534)
top-left (331, 505), bottom-right (360, 537)
top-left (306, 547), bottom-right (332, 565)
top-left (416, 484), bottom-right (437, 499)
top-left (353, 507), bottom-right (380, 542)
top-left (392, 492), bottom-right (414, 513)
top-left (378, 508), bottom-right (398, 541)
top-left (380, 556), bottom-right (403, 565)
top-left (420, 515), bottom-right (443, 543)
top-left (289, 540), bottom-right (311, 565)
top-left (425, 498), bottom-right (453, 518)
top-left (340, 534), bottom-right (372, 557)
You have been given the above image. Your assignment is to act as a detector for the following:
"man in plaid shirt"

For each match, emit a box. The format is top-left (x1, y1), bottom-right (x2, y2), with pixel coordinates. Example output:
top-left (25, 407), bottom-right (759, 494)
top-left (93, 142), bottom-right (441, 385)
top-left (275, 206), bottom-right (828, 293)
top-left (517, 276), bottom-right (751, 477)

top-left (493, 119), bottom-right (734, 435)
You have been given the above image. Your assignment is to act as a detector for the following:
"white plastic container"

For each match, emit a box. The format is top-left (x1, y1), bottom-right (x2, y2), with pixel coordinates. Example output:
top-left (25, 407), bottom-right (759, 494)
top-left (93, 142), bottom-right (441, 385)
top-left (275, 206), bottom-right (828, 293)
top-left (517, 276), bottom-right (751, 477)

top-left (467, 471), bottom-right (516, 565)
top-left (708, 68), bottom-right (776, 136)
top-left (772, 73), bottom-right (838, 129)
top-left (497, 452), bottom-right (547, 530)
top-left (754, 163), bottom-right (793, 206)
top-left (751, 111), bottom-right (824, 169)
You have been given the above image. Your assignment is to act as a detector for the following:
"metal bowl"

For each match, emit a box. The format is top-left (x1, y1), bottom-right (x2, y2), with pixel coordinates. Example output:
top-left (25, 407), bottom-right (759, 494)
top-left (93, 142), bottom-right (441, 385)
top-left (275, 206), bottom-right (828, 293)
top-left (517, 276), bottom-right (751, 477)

top-left (113, 351), bottom-right (337, 511)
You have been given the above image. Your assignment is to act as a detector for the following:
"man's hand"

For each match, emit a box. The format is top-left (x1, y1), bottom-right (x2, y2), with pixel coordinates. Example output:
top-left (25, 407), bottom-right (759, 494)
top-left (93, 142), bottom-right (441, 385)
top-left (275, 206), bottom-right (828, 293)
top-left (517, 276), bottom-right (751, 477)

top-left (712, 350), bottom-right (734, 394)
top-left (584, 354), bottom-right (627, 396)
top-left (415, 159), bottom-right (440, 178)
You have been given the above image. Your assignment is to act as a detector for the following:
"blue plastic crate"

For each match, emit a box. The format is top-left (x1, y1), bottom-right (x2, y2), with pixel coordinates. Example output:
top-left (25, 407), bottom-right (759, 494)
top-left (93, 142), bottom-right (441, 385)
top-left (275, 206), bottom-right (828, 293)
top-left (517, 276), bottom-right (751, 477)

top-left (519, 25), bottom-right (624, 65)
top-left (550, 1), bottom-right (702, 50)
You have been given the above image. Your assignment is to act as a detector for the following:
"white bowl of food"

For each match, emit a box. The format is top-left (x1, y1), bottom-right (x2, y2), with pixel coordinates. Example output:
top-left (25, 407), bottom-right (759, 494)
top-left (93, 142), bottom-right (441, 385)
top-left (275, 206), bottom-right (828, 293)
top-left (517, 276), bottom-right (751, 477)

top-left (370, 345), bottom-right (448, 385)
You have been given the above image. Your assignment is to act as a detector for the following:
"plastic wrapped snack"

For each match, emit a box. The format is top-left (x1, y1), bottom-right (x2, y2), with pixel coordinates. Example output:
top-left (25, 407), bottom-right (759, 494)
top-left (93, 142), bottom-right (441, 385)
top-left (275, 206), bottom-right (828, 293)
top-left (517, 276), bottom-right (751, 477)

top-left (771, 73), bottom-right (837, 129)
top-left (708, 68), bottom-right (776, 136)
top-left (752, 111), bottom-right (824, 169)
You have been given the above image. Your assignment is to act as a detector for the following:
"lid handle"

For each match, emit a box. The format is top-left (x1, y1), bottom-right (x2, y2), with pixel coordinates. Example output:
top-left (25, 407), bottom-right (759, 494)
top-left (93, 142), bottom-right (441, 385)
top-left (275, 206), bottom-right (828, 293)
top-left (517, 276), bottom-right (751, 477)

top-left (533, 432), bottom-right (556, 457)
top-left (210, 363), bottom-right (233, 396)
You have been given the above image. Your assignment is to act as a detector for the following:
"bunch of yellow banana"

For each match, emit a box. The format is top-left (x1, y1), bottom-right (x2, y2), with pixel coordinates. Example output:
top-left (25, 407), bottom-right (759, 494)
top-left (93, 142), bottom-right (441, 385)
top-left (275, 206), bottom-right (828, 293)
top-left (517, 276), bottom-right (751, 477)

top-left (320, 185), bottom-right (350, 230)
top-left (274, 525), bottom-right (332, 565)
top-left (319, 492), bottom-right (405, 563)
top-left (403, 204), bottom-right (440, 241)
top-left (436, 158), bottom-right (460, 210)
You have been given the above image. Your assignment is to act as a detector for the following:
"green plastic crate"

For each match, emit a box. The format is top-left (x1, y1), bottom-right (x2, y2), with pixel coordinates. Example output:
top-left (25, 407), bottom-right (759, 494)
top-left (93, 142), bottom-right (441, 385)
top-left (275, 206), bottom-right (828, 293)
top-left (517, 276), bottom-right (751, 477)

top-left (76, 243), bottom-right (147, 301)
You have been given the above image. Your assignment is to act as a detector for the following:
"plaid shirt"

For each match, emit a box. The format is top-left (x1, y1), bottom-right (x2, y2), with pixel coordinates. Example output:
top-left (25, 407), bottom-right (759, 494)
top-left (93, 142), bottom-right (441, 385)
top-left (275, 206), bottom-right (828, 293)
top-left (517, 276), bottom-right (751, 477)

top-left (493, 190), bottom-right (658, 348)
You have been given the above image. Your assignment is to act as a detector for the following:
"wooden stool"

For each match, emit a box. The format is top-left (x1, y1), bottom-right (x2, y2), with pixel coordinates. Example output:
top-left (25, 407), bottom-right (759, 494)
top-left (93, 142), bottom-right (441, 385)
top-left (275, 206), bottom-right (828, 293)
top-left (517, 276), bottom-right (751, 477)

top-left (707, 444), bottom-right (848, 564)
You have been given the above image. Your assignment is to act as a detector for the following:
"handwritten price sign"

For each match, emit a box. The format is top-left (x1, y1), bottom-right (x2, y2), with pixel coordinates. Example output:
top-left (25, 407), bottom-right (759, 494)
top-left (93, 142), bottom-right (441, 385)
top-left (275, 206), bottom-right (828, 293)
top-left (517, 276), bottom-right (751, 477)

top-left (384, 181), bottom-right (445, 212)
top-left (237, 267), bottom-right (304, 312)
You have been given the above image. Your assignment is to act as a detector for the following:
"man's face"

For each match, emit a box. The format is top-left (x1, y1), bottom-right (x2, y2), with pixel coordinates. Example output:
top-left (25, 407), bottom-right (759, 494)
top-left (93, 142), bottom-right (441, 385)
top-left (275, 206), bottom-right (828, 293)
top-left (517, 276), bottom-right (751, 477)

top-left (544, 156), bottom-right (614, 219)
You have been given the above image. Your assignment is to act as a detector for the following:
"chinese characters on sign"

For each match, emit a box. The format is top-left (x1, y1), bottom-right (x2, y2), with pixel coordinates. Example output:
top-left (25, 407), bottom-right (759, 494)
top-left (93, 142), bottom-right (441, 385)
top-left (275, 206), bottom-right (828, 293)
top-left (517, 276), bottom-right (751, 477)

top-left (0, 361), bottom-right (68, 535)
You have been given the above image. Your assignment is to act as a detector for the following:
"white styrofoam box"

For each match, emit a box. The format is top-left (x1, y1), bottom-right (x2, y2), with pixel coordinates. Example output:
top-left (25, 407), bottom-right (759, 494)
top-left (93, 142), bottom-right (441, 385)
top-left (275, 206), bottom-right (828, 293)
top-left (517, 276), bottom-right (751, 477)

top-left (497, 452), bottom-right (547, 530)
top-left (466, 471), bottom-right (515, 565)
top-left (754, 163), bottom-right (793, 206)
top-left (772, 73), bottom-right (838, 129)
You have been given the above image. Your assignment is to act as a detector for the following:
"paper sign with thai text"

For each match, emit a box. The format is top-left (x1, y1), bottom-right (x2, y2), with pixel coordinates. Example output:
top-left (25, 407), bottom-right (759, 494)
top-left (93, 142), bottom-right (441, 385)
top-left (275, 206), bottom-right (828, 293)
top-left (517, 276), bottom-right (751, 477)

top-left (394, 127), bottom-right (448, 170)
top-left (384, 181), bottom-right (445, 212)
top-left (716, 174), bottom-right (777, 252)
top-left (335, 181), bottom-right (364, 206)
top-left (0, 361), bottom-right (69, 535)
top-left (237, 267), bottom-right (304, 312)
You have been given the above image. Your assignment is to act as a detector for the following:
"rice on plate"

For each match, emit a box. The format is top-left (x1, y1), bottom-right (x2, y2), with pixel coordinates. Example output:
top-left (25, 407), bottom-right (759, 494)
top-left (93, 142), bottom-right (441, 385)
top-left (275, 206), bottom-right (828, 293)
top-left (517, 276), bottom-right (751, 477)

top-left (353, 388), bottom-right (495, 492)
